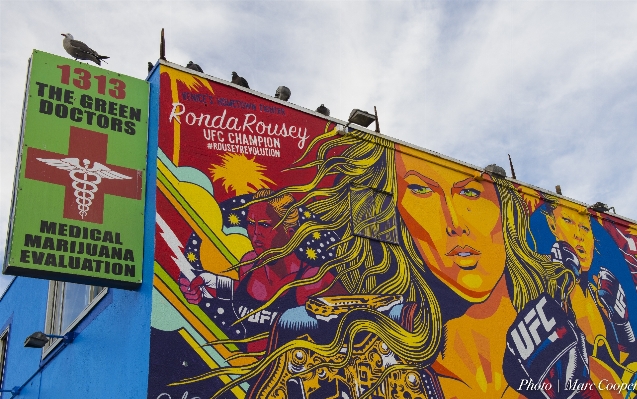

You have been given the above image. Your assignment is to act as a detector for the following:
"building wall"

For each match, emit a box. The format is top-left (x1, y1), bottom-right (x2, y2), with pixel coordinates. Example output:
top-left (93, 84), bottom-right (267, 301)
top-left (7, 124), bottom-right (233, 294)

top-left (0, 274), bottom-right (153, 398)
top-left (0, 277), bottom-right (49, 398)
top-left (1, 60), bottom-right (636, 399)
top-left (148, 63), bottom-right (637, 399)
top-left (0, 64), bottom-right (159, 399)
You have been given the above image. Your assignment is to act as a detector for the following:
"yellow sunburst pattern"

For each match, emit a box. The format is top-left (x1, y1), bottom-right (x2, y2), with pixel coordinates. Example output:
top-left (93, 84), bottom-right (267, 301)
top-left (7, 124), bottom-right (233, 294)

top-left (305, 247), bottom-right (317, 260)
top-left (209, 153), bottom-right (275, 195)
top-left (186, 252), bottom-right (197, 262)
top-left (228, 213), bottom-right (240, 226)
top-left (517, 185), bottom-right (541, 213)
top-left (627, 223), bottom-right (637, 237)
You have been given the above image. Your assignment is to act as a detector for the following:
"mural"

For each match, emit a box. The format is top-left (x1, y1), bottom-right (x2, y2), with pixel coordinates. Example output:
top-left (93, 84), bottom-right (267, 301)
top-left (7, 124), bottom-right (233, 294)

top-left (148, 64), bottom-right (637, 399)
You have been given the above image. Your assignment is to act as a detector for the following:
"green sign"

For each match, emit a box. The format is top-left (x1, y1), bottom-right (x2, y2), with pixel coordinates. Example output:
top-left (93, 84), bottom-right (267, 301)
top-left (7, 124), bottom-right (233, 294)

top-left (3, 50), bottom-right (149, 289)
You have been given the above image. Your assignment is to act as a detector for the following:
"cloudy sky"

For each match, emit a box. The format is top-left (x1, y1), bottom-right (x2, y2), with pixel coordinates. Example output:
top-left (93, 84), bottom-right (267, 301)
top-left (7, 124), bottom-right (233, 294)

top-left (1, 0), bottom-right (637, 291)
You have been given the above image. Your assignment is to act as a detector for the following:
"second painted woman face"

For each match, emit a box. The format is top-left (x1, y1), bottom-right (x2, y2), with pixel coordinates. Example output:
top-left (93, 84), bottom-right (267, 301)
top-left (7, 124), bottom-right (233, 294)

top-left (246, 202), bottom-right (289, 255)
top-left (396, 149), bottom-right (506, 302)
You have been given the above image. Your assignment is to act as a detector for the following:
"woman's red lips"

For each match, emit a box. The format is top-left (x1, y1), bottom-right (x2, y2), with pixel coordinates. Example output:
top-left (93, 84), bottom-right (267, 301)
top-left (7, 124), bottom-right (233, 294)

top-left (446, 246), bottom-right (481, 257)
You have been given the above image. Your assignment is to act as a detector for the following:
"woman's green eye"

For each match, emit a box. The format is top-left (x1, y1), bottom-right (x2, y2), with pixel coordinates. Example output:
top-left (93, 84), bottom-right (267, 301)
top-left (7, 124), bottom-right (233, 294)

top-left (460, 188), bottom-right (480, 198)
top-left (408, 184), bottom-right (432, 195)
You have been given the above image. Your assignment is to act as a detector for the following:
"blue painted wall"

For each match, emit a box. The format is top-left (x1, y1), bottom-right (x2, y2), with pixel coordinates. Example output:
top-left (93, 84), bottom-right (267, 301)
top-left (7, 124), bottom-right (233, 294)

top-left (0, 278), bottom-right (150, 398)
top-left (0, 64), bottom-right (160, 399)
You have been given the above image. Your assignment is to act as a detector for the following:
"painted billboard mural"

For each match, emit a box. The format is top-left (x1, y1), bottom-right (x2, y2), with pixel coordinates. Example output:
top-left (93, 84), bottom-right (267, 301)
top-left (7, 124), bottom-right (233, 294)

top-left (148, 64), bottom-right (637, 399)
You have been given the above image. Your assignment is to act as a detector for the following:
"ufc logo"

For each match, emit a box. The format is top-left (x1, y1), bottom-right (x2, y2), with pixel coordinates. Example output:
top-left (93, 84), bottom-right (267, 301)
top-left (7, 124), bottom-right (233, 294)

top-left (237, 306), bottom-right (278, 325)
top-left (510, 297), bottom-right (558, 360)
top-left (614, 285), bottom-right (627, 319)
top-left (551, 246), bottom-right (563, 261)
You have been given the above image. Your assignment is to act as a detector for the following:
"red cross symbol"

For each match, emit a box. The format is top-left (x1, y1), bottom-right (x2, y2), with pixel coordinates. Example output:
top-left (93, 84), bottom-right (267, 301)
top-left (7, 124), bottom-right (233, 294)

top-left (25, 126), bottom-right (142, 224)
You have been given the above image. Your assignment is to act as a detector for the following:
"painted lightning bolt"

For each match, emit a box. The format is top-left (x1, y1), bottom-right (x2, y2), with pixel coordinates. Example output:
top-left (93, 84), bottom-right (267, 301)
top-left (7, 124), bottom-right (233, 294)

top-left (155, 212), bottom-right (196, 281)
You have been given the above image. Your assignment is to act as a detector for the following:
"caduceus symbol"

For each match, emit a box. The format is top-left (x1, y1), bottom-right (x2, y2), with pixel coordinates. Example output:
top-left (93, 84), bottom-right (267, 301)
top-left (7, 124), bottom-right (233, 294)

top-left (37, 157), bottom-right (132, 219)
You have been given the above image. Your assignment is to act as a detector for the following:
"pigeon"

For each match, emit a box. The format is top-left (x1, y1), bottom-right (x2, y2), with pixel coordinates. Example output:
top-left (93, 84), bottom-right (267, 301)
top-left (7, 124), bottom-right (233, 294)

top-left (148, 62), bottom-right (154, 73)
top-left (275, 86), bottom-right (291, 101)
top-left (186, 61), bottom-right (203, 73)
top-left (61, 33), bottom-right (109, 66)
top-left (231, 72), bottom-right (249, 89)
top-left (316, 104), bottom-right (330, 116)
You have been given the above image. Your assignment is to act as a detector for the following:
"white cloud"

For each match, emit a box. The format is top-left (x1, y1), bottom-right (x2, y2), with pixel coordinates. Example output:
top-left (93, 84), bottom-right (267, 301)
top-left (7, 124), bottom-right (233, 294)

top-left (1, 0), bottom-right (636, 266)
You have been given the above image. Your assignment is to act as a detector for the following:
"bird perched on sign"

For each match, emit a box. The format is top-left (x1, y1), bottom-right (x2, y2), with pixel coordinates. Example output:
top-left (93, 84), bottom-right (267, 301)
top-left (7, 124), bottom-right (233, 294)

top-left (186, 61), bottom-right (203, 73)
top-left (148, 62), bottom-right (154, 73)
top-left (231, 72), bottom-right (249, 89)
top-left (61, 33), bottom-right (109, 66)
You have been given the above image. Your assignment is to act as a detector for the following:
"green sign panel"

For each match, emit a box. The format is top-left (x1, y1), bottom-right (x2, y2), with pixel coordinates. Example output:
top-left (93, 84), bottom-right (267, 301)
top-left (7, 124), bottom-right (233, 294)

top-left (3, 50), bottom-right (149, 289)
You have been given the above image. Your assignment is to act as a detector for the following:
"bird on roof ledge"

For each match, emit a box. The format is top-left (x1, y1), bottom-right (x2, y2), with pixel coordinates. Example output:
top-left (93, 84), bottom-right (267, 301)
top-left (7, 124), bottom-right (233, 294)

top-left (61, 33), bottom-right (109, 66)
top-left (186, 61), bottom-right (203, 73)
top-left (231, 72), bottom-right (250, 89)
top-left (316, 104), bottom-right (330, 116)
top-left (275, 86), bottom-right (291, 101)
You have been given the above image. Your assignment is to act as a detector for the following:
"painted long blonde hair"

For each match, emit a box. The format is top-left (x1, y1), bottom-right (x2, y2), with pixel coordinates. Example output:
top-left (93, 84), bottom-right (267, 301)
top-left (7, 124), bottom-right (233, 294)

top-left (172, 126), bottom-right (572, 398)
top-left (252, 188), bottom-right (299, 232)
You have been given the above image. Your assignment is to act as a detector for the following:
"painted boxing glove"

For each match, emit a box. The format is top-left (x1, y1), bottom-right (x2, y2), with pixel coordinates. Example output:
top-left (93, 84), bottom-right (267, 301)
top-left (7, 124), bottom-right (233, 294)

top-left (597, 267), bottom-right (636, 352)
top-left (551, 241), bottom-right (581, 280)
top-left (504, 293), bottom-right (599, 399)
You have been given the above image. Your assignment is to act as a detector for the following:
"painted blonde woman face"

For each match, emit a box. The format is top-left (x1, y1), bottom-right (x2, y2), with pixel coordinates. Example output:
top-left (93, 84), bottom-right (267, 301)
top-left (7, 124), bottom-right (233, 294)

top-left (396, 148), bottom-right (506, 302)
top-left (546, 206), bottom-right (594, 272)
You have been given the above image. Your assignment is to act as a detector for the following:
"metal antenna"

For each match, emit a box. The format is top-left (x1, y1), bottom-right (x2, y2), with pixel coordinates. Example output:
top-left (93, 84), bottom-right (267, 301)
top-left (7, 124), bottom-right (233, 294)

top-left (160, 28), bottom-right (166, 60)
top-left (508, 154), bottom-right (517, 180)
top-left (374, 106), bottom-right (380, 133)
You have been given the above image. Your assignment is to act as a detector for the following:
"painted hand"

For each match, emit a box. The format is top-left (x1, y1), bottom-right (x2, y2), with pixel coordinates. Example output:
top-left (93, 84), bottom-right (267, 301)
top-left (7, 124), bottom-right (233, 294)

top-left (179, 273), bottom-right (218, 305)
